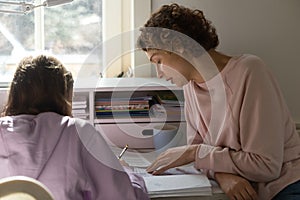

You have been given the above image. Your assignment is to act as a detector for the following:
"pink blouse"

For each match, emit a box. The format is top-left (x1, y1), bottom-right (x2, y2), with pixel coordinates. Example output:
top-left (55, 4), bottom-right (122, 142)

top-left (184, 54), bottom-right (300, 199)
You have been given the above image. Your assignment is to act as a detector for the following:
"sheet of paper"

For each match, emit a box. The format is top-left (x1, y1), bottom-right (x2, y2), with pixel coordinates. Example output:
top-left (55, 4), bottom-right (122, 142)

top-left (110, 146), bottom-right (156, 167)
top-left (133, 167), bottom-right (152, 177)
top-left (133, 164), bottom-right (202, 177)
top-left (123, 154), bottom-right (151, 167)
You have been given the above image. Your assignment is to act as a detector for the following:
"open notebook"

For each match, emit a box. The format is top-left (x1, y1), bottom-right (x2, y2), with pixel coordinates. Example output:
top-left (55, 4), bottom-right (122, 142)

top-left (134, 166), bottom-right (212, 197)
top-left (110, 146), bottom-right (212, 197)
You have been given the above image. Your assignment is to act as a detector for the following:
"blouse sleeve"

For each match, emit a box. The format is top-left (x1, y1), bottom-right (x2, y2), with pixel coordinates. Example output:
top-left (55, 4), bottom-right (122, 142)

top-left (194, 58), bottom-right (289, 182)
top-left (76, 120), bottom-right (149, 200)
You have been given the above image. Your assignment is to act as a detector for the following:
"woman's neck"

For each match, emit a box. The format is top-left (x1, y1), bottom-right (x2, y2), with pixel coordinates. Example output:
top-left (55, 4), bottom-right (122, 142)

top-left (207, 49), bottom-right (232, 72)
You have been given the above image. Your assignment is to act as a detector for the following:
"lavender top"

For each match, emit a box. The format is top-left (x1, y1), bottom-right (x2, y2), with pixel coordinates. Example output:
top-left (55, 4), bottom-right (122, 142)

top-left (0, 112), bottom-right (149, 200)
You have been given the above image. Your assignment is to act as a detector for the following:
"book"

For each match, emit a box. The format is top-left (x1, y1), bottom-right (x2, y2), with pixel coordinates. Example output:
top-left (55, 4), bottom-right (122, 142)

top-left (143, 174), bottom-right (212, 197)
top-left (137, 165), bottom-right (212, 197)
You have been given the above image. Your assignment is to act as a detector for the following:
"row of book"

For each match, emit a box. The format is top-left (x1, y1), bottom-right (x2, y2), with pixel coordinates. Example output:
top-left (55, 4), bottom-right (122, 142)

top-left (95, 96), bottom-right (152, 117)
top-left (95, 91), bottom-right (184, 120)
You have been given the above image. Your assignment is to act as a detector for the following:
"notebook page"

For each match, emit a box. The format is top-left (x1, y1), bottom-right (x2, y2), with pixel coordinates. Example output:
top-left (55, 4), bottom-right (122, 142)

top-left (110, 146), bottom-right (156, 167)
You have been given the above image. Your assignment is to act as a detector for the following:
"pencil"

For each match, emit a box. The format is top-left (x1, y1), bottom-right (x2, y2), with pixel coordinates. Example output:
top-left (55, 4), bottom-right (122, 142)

top-left (118, 144), bottom-right (128, 159)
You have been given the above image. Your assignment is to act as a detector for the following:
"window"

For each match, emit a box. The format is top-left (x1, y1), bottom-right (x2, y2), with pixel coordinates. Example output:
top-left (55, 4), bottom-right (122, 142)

top-left (0, 0), bottom-right (102, 85)
top-left (0, 0), bottom-right (151, 86)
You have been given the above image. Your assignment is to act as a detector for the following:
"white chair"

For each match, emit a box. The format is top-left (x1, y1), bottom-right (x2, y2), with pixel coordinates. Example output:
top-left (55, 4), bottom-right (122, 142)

top-left (0, 176), bottom-right (54, 200)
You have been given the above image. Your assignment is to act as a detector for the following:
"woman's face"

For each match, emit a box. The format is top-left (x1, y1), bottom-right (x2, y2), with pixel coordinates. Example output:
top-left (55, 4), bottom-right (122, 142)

top-left (146, 50), bottom-right (202, 87)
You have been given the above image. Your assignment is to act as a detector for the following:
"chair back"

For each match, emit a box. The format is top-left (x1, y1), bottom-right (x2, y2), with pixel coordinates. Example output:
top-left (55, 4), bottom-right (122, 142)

top-left (0, 176), bottom-right (54, 200)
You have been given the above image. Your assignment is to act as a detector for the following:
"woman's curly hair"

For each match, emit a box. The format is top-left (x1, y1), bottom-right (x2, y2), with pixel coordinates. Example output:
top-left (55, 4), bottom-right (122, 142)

top-left (137, 3), bottom-right (219, 55)
top-left (2, 55), bottom-right (74, 117)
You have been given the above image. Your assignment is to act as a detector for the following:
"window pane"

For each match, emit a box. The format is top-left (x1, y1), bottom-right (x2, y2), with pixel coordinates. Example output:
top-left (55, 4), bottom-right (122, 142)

top-left (44, 0), bottom-right (102, 80)
top-left (0, 12), bottom-right (34, 83)
top-left (45, 1), bottom-right (102, 54)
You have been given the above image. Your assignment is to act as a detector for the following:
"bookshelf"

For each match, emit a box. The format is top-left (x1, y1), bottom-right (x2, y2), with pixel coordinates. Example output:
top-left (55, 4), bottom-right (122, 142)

top-left (73, 78), bottom-right (186, 149)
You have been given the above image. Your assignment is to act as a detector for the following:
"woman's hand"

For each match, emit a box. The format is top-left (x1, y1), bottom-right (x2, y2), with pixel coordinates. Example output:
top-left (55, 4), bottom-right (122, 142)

top-left (146, 144), bottom-right (198, 175)
top-left (215, 172), bottom-right (258, 200)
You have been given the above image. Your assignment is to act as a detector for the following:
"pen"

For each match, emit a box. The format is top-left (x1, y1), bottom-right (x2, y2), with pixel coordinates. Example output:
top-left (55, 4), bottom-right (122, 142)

top-left (118, 144), bottom-right (128, 159)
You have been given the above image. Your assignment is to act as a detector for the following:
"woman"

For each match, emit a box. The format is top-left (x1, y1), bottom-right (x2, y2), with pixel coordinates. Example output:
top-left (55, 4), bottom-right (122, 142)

top-left (137, 3), bottom-right (300, 200)
top-left (0, 55), bottom-right (149, 200)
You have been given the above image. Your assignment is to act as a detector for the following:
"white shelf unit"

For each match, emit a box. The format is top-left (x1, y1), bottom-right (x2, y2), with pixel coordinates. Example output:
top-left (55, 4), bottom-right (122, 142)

top-left (73, 78), bottom-right (187, 149)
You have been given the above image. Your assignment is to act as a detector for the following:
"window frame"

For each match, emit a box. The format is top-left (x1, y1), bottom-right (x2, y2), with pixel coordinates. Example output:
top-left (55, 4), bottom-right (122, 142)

top-left (102, 0), bottom-right (151, 78)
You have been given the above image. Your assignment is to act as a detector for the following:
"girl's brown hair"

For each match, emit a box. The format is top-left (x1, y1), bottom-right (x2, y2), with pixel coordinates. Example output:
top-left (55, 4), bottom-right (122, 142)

top-left (2, 55), bottom-right (73, 116)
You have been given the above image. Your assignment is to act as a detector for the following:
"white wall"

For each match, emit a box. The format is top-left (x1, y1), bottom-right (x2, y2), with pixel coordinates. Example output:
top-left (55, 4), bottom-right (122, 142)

top-left (152, 0), bottom-right (300, 124)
